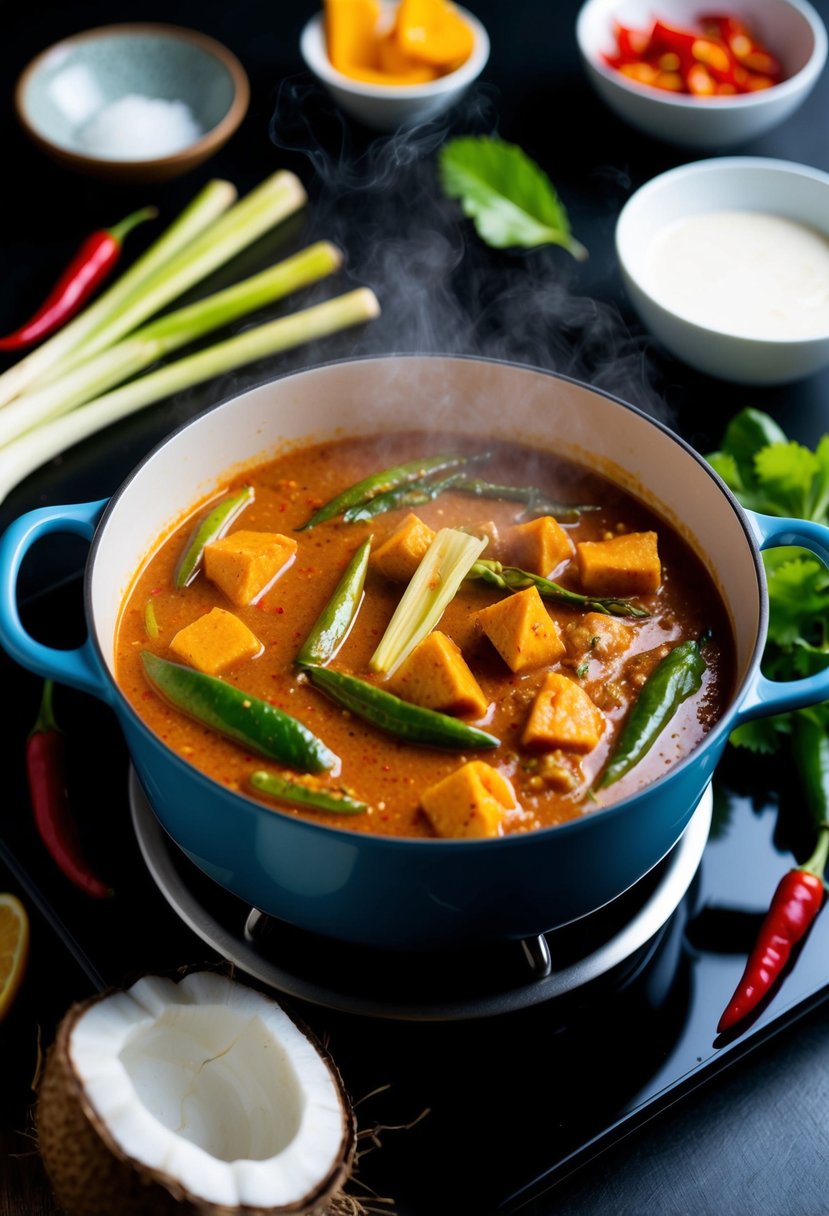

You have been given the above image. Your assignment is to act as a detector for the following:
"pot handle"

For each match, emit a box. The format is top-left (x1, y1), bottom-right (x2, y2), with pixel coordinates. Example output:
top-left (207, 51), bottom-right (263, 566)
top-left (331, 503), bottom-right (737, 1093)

top-left (0, 499), bottom-right (112, 702)
top-left (734, 509), bottom-right (829, 724)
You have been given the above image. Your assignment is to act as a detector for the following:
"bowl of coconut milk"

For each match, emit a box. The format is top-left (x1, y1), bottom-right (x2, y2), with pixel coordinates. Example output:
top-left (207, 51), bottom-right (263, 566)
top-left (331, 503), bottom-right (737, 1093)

top-left (615, 156), bottom-right (829, 385)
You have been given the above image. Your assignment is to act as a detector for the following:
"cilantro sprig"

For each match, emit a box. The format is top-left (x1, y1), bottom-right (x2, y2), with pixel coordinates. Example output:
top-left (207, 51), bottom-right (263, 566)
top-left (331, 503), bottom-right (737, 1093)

top-left (706, 408), bottom-right (829, 755)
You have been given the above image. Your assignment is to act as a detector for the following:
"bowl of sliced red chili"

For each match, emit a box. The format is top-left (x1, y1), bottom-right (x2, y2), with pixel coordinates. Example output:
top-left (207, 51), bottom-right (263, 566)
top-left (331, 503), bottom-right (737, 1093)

top-left (576, 0), bottom-right (827, 149)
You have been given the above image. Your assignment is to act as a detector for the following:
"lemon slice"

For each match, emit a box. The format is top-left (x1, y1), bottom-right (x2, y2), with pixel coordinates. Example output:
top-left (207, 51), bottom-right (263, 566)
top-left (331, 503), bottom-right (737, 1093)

top-left (0, 892), bottom-right (29, 1021)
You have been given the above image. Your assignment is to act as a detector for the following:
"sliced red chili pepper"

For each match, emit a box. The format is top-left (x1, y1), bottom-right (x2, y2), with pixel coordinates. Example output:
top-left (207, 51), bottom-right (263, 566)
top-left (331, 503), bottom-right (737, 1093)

top-left (718, 825), bottom-right (829, 1033)
top-left (613, 20), bottom-right (653, 61)
top-left (25, 681), bottom-right (112, 899)
top-left (0, 205), bottom-right (157, 352)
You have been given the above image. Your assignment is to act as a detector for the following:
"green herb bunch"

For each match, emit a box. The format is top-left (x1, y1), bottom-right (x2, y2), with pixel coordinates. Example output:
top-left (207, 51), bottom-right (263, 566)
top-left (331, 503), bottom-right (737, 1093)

top-left (706, 407), bottom-right (829, 756)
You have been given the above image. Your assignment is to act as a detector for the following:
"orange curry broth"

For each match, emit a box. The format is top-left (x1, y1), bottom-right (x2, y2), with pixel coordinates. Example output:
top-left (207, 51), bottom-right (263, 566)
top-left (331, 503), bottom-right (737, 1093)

top-left (115, 432), bottom-right (735, 838)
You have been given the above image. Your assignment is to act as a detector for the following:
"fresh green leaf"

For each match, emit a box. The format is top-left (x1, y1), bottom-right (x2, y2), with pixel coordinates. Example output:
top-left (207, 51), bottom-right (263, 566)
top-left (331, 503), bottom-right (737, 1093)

top-left (716, 408), bottom-right (789, 489)
top-left (763, 553), bottom-right (829, 653)
top-left (728, 714), bottom-right (791, 754)
top-left (437, 136), bottom-right (588, 259)
top-left (754, 441), bottom-right (820, 520)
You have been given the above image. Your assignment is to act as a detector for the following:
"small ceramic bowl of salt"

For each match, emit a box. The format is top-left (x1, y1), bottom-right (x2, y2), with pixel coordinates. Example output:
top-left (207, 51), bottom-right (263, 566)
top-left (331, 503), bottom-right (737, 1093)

top-left (15, 23), bottom-right (249, 184)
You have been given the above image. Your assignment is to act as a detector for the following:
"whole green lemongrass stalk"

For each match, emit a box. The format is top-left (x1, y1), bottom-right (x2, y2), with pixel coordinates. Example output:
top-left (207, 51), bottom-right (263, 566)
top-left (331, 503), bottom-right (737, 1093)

top-left (0, 288), bottom-right (380, 506)
top-left (0, 179), bottom-right (237, 410)
top-left (0, 242), bottom-right (343, 447)
top-left (31, 170), bottom-right (308, 392)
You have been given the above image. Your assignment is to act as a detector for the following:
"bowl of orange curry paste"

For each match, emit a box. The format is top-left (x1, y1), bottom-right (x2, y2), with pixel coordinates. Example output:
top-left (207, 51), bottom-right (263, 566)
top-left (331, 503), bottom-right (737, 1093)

top-left (2, 356), bottom-right (829, 948)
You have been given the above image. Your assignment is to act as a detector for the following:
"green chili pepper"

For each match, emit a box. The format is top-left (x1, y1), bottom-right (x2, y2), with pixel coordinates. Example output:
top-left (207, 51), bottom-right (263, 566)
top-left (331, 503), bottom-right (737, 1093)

top-left (250, 769), bottom-right (368, 815)
top-left (451, 479), bottom-right (599, 519)
top-left (342, 473), bottom-right (466, 522)
top-left (791, 710), bottom-right (829, 828)
top-left (143, 598), bottom-right (159, 640)
top-left (304, 665), bottom-right (499, 750)
top-left (467, 560), bottom-right (650, 618)
top-left (298, 453), bottom-right (476, 530)
top-left (174, 485), bottom-right (254, 589)
top-left (597, 633), bottom-right (710, 788)
top-left (141, 651), bottom-right (337, 773)
top-left (296, 537), bottom-right (372, 668)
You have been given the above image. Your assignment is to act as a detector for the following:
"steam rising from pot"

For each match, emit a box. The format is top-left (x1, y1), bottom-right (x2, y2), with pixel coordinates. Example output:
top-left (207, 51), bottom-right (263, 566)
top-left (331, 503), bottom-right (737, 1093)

top-left (270, 79), bottom-right (669, 420)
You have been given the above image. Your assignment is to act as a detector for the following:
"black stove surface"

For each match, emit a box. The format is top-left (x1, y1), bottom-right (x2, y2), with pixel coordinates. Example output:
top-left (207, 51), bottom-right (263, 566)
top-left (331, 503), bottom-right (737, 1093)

top-left (3, 577), bottom-right (829, 1216)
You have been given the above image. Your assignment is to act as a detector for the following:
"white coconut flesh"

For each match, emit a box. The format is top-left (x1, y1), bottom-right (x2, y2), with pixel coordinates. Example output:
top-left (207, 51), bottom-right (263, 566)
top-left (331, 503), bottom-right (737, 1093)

top-left (62, 971), bottom-right (353, 1211)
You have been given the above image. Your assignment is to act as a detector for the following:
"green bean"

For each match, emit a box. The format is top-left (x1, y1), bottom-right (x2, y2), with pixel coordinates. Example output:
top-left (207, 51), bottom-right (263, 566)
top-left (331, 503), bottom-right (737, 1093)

top-left (174, 485), bottom-right (254, 588)
top-left (295, 537), bottom-right (371, 668)
top-left (597, 633), bottom-right (709, 788)
top-left (451, 479), bottom-right (599, 519)
top-left (467, 560), bottom-right (650, 618)
top-left (250, 769), bottom-right (368, 815)
top-left (342, 473), bottom-right (465, 522)
top-left (141, 651), bottom-right (337, 773)
top-left (298, 453), bottom-right (476, 530)
top-left (143, 598), bottom-right (159, 640)
top-left (304, 665), bottom-right (499, 750)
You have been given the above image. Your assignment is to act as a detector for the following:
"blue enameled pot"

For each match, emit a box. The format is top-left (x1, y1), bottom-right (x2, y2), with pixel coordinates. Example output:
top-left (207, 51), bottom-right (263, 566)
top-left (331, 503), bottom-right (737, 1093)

top-left (3, 356), bottom-right (829, 949)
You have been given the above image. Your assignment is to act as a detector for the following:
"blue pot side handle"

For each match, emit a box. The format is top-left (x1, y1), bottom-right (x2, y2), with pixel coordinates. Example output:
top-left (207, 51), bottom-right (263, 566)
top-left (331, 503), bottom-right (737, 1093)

top-left (0, 500), bottom-right (111, 702)
top-left (735, 510), bottom-right (829, 724)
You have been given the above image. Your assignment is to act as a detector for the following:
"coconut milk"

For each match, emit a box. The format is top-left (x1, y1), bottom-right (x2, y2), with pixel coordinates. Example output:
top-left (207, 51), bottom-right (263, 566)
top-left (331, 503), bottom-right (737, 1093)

top-left (644, 210), bottom-right (829, 341)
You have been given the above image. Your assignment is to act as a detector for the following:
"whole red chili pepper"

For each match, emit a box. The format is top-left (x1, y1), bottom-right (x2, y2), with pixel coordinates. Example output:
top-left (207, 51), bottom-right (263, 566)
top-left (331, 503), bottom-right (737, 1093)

top-left (717, 825), bottom-right (828, 1033)
top-left (0, 205), bottom-right (157, 352)
top-left (25, 680), bottom-right (112, 899)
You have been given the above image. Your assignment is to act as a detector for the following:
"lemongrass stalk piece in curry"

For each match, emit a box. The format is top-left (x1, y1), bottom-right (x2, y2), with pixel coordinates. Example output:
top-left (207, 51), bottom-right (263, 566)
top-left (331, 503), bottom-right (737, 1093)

top-left (0, 242), bottom-right (343, 448)
top-left (370, 527), bottom-right (488, 676)
top-left (305, 666), bottom-right (499, 749)
top-left (141, 651), bottom-right (338, 774)
top-left (0, 179), bottom-right (237, 409)
top-left (296, 537), bottom-right (372, 669)
top-left (250, 769), bottom-right (369, 815)
top-left (298, 453), bottom-right (478, 530)
top-left (175, 486), bottom-right (255, 590)
top-left (0, 288), bottom-right (381, 507)
top-left (468, 559), bottom-right (650, 618)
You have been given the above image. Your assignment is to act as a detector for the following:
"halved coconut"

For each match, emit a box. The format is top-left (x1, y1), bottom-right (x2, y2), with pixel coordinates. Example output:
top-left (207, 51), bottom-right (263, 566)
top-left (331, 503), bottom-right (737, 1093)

top-left (37, 969), bottom-right (356, 1215)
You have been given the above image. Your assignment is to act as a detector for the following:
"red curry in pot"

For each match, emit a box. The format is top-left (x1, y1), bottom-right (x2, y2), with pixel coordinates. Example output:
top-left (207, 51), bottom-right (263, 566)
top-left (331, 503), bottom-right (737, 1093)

top-left (114, 432), bottom-right (734, 838)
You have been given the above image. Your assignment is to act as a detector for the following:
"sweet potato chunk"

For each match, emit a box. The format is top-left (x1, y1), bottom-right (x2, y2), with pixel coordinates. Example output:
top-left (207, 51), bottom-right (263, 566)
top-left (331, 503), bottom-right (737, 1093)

top-left (477, 586), bottom-right (565, 673)
top-left (510, 515), bottom-right (574, 577)
top-left (169, 607), bottom-right (262, 676)
top-left (564, 611), bottom-right (633, 662)
top-left (388, 630), bottom-right (488, 718)
top-left (394, 0), bottom-right (475, 68)
top-left (420, 760), bottom-right (518, 839)
top-left (204, 530), bottom-right (297, 607)
top-left (575, 531), bottom-right (661, 597)
top-left (521, 672), bottom-right (605, 754)
top-left (324, 0), bottom-right (381, 73)
top-left (373, 513), bottom-right (436, 583)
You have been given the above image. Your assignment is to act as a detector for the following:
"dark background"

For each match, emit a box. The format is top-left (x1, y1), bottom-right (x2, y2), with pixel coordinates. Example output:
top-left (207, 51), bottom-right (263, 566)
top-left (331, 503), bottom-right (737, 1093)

top-left (3, 2), bottom-right (829, 1213)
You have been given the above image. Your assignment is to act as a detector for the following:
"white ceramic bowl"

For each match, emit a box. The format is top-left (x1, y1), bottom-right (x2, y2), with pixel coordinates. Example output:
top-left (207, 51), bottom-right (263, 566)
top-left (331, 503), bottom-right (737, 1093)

top-left (576, 0), bottom-right (827, 149)
top-left (299, 5), bottom-right (489, 131)
top-left (615, 156), bottom-right (829, 385)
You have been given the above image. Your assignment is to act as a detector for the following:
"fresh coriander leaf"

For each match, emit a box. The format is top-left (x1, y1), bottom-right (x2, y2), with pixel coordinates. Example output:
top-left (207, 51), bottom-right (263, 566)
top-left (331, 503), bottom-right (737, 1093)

top-left (809, 435), bottom-right (829, 521)
top-left (437, 136), bottom-right (588, 259)
top-left (717, 408), bottom-right (789, 490)
top-left (754, 441), bottom-right (819, 520)
top-left (729, 715), bottom-right (791, 754)
top-left (763, 553), bottom-right (829, 652)
top-left (706, 450), bottom-right (774, 514)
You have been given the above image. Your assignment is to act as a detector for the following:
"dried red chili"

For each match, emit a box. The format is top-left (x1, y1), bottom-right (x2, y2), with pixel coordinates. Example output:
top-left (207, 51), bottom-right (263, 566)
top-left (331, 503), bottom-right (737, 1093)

top-left (718, 826), bottom-right (828, 1033)
top-left (25, 680), bottom-right (112, 899)
top-left (0, 205), bottom-right (157, 352)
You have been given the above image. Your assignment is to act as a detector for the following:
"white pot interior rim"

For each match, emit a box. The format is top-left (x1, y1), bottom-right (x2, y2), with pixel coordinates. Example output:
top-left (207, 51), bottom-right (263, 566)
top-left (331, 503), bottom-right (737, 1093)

top-left (85, 353), bottom-right (767, 840)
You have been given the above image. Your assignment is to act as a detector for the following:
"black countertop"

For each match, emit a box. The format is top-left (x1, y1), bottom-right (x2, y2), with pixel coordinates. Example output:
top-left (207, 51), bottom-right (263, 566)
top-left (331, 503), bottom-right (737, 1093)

top-left (3, 2), bottom-right (829, 1214)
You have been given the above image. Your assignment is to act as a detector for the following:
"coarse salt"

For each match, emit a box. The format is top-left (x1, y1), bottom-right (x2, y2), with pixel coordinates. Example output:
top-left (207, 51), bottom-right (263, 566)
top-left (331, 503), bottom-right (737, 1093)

top-left (76, 94), bottom-right (203, 160)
